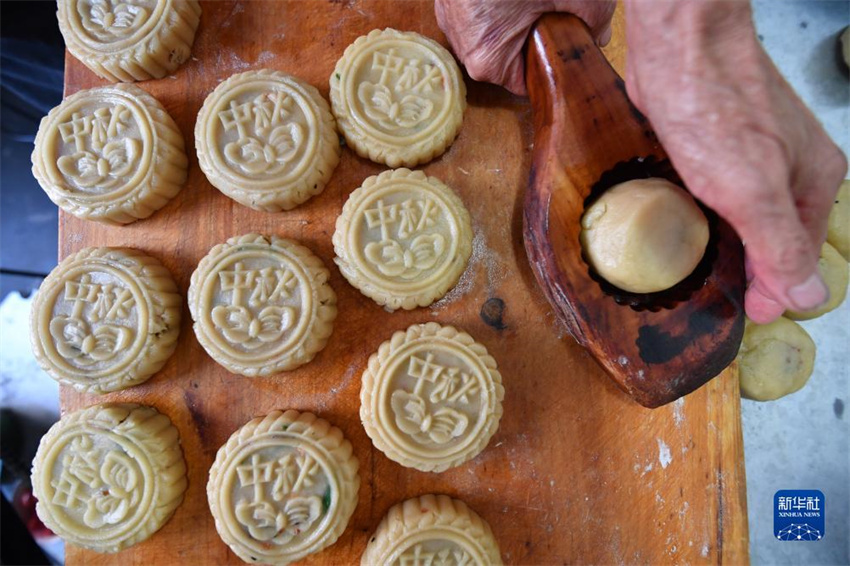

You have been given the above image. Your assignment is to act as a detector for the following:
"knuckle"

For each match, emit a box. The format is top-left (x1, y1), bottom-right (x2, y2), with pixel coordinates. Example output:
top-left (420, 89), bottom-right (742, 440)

top-left (463, 57), bottom-right (491, 82)
top-left (822, 145), bottom-right (848, 184)
top-left (758, 230), bottom-right (814, 277)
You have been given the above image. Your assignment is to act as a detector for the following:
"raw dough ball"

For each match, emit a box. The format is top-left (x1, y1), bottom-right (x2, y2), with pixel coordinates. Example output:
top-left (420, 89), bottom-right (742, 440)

top-left (785, 242), bottom-right (848, 320)
top-left (737, 317), bottom-right (816, 401)
top-left (30, 247), bottom-right (181, 394)
top-left (330, 28), bottom-right (466, 167)
top-left (333, 168), bottom-right (473, 310)
top-left (842, 27), bottom-right (850, 68)
top-left (195, 70), bottom-right (341, 212)
top-left (57, 0), bottom-right (201, 82)
top-left (32, 84), bottom-right (188, 224)
top-left (188, 234), bottom-right (337, 377)
top-left (581, 178), bottom-right (709, 294)
top-left (360, 322), bottom-right (504, 472)
top-left (207, 410), bottom-right (359, 565)
top-left (31, 403), bottom-right (187, 553)
top-left (827, 180), bottom-right (850, 260)
top-left (361, 494), bottom-right (503, 565)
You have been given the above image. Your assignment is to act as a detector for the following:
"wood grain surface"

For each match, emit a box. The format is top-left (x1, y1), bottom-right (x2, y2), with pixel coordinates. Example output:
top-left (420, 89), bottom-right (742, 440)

top-left (58, 1), bottom-right (749, 564)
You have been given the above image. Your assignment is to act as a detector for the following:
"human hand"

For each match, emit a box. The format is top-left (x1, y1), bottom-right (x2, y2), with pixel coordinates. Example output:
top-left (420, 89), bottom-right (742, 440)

top-left (624, 1), bottom-right (847, 323)
top-left (434, 0), bottom-right (616, 95)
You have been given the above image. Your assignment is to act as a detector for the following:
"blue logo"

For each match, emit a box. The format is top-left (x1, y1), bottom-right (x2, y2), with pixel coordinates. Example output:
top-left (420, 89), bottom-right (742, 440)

top-left (774, 490), bottom-right (825, 541)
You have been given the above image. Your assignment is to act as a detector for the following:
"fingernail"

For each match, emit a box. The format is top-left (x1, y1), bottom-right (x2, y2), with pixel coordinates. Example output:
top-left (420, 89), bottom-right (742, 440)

top-left (788, 273), bottom-right (830, 311)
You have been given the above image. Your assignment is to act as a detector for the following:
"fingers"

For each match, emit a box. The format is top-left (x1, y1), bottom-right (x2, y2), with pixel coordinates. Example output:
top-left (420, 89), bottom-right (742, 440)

top-left (553, 0), bottom-right (617, 42)
top-left (720, 173), bottom-right (829, 315)
top-left (668, 131), bottom-right (829, 317)
top-left (501, 56), bottom-right (529, 96)
top-left (597, 23), bottom-right (613, 47)
top-left (792, 133), bottom-right (848, 250)
top-left (745, 279), bottom-right (787, 324)
top-left (435, 0), bottom-right (617, 94)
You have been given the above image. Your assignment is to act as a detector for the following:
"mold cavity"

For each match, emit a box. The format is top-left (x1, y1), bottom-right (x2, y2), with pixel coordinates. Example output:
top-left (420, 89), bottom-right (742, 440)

top-left (579, 156), bottom-right (719, 312)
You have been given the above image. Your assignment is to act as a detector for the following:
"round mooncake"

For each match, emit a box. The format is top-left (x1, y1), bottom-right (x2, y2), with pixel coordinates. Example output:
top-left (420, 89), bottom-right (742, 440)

top-left (207, 410), bottom-right (359, 565)
top-left (31, 403), bottom-right (187, 553)
top-left (57, 0), bottom-right (201, 82)
top-left (361, 322), bottom-right (504, 472)
top-left (188, 234), bottom-right (337, 377)
top-left (30, 247), bottom-right (181, 394)
top-left (195, 69), bottom-right (341, 212)
top-left (334, 168), bottom-right (473, 310)
top-left (330, 29), bottom-right (466, 167)
top-left (32, 84), bottom-right (188, 224)
top-left (361, 494), bottom-right (503, 565)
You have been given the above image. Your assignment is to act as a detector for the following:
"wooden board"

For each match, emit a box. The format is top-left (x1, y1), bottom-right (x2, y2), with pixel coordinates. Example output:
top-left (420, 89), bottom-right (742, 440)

top-left (59, 1), bottom-right (749, 564)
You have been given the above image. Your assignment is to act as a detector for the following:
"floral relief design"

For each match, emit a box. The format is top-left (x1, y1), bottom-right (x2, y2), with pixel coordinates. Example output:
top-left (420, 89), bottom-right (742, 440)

top-left (362, 197), bottom-right (446, 280)
top-left (57, 104), bottom-right (139, 193)
top-left (81, 0), bottom-right (149, 41)
top-left (57, 138), bottom-right (140, 190)
top-left (233, 452), bottom-right (326, 545)
top-left (390, 353), bottom-right (481, 446)
top-left (391, 391), bottom-right (468, 444)
top-left (51, 436), bottom-right (142, 529)
top-left (218, 91), bottom-right (305, 177)
top-left (50, 274), bottom-right (136, 367)
top-left (357, 48), bottom-right (444, 134)
top-left (212, 262), bottom-right (300, 350)
top-left (358, 83), bottom-right (433, 131)
top-left (365, 234), bottom-right (445, 280)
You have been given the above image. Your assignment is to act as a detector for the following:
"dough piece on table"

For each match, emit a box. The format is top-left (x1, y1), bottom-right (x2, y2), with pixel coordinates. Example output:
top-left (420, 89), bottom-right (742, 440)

top-left (737, 317), bottom-right (816, 401)
top-left (207, 410), bottom-right (359, 565)
top-left (195, 69), bottom-right (340, 212)
top-left (842, 27), bottom-right (850, 68)
top-left (334, 168), bottom-right (473, 310)
top-left (580, 177), bottom-right (709, 294)
top-left (361, 494), bottom-right (502, 566)
top-left (188, 234), bottom-right (337, 377)
top-left (785, 242), bottom-right (848, 320)
top-left (32, 84), bottom-right (188, 224)
top-left (827, 180), bottom-right (850, 260)
top-left (361, 322), bottom-right (504, 472)
top-left (57, 0), bottom-right (201, 82)
top-left (330, 29), bottom-right (466, 167)
top-left (31, 403), bottom-right (187, 553)
top-left (30, 247), bottom-right (181, 394)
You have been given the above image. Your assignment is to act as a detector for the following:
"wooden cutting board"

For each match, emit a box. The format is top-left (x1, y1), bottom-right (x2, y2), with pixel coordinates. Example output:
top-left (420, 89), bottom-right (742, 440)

top-left (58, 1), bottom-right (749, 564)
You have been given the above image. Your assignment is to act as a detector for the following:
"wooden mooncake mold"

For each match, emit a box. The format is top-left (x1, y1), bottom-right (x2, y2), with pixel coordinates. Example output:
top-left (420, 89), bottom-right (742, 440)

top-left (361, 494), bottom-right (503, 565)
top-left (195, 69), bottom-right (341, 212)
top-left (31, 403), bottom-right (187, 553)
top-left (32, 84), bottom-right (188, 224)
top-left (330, 29), bottom-right (466, 167)
top-left (207, 410), bottom-right (359, 565)
top-left (188, 234), bottom-right (337, 377)
top-left (361, 322), bottom-right (504, 472)
top-left (333, 168), bottom-right (473, 310)
top-left (30, 247), bottom-right (181, 394)
top-left (57, 0), bottom-right (201, 82)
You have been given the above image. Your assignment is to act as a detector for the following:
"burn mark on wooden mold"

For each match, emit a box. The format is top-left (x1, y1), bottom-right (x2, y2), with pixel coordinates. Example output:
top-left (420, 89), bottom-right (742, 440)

top-left (612, 78), bottom-right (648, 124)
top-left (480, 298), bottom-right (507, 330)
top-left (636, 301), bottom-right (730, 365)
top-left (557, 46), bottom-right (586, 62)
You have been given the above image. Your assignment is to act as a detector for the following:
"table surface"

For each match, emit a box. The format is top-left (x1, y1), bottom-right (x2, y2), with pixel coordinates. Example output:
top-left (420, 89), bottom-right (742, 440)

top-left (59, 1), bottom-right (749, 564)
